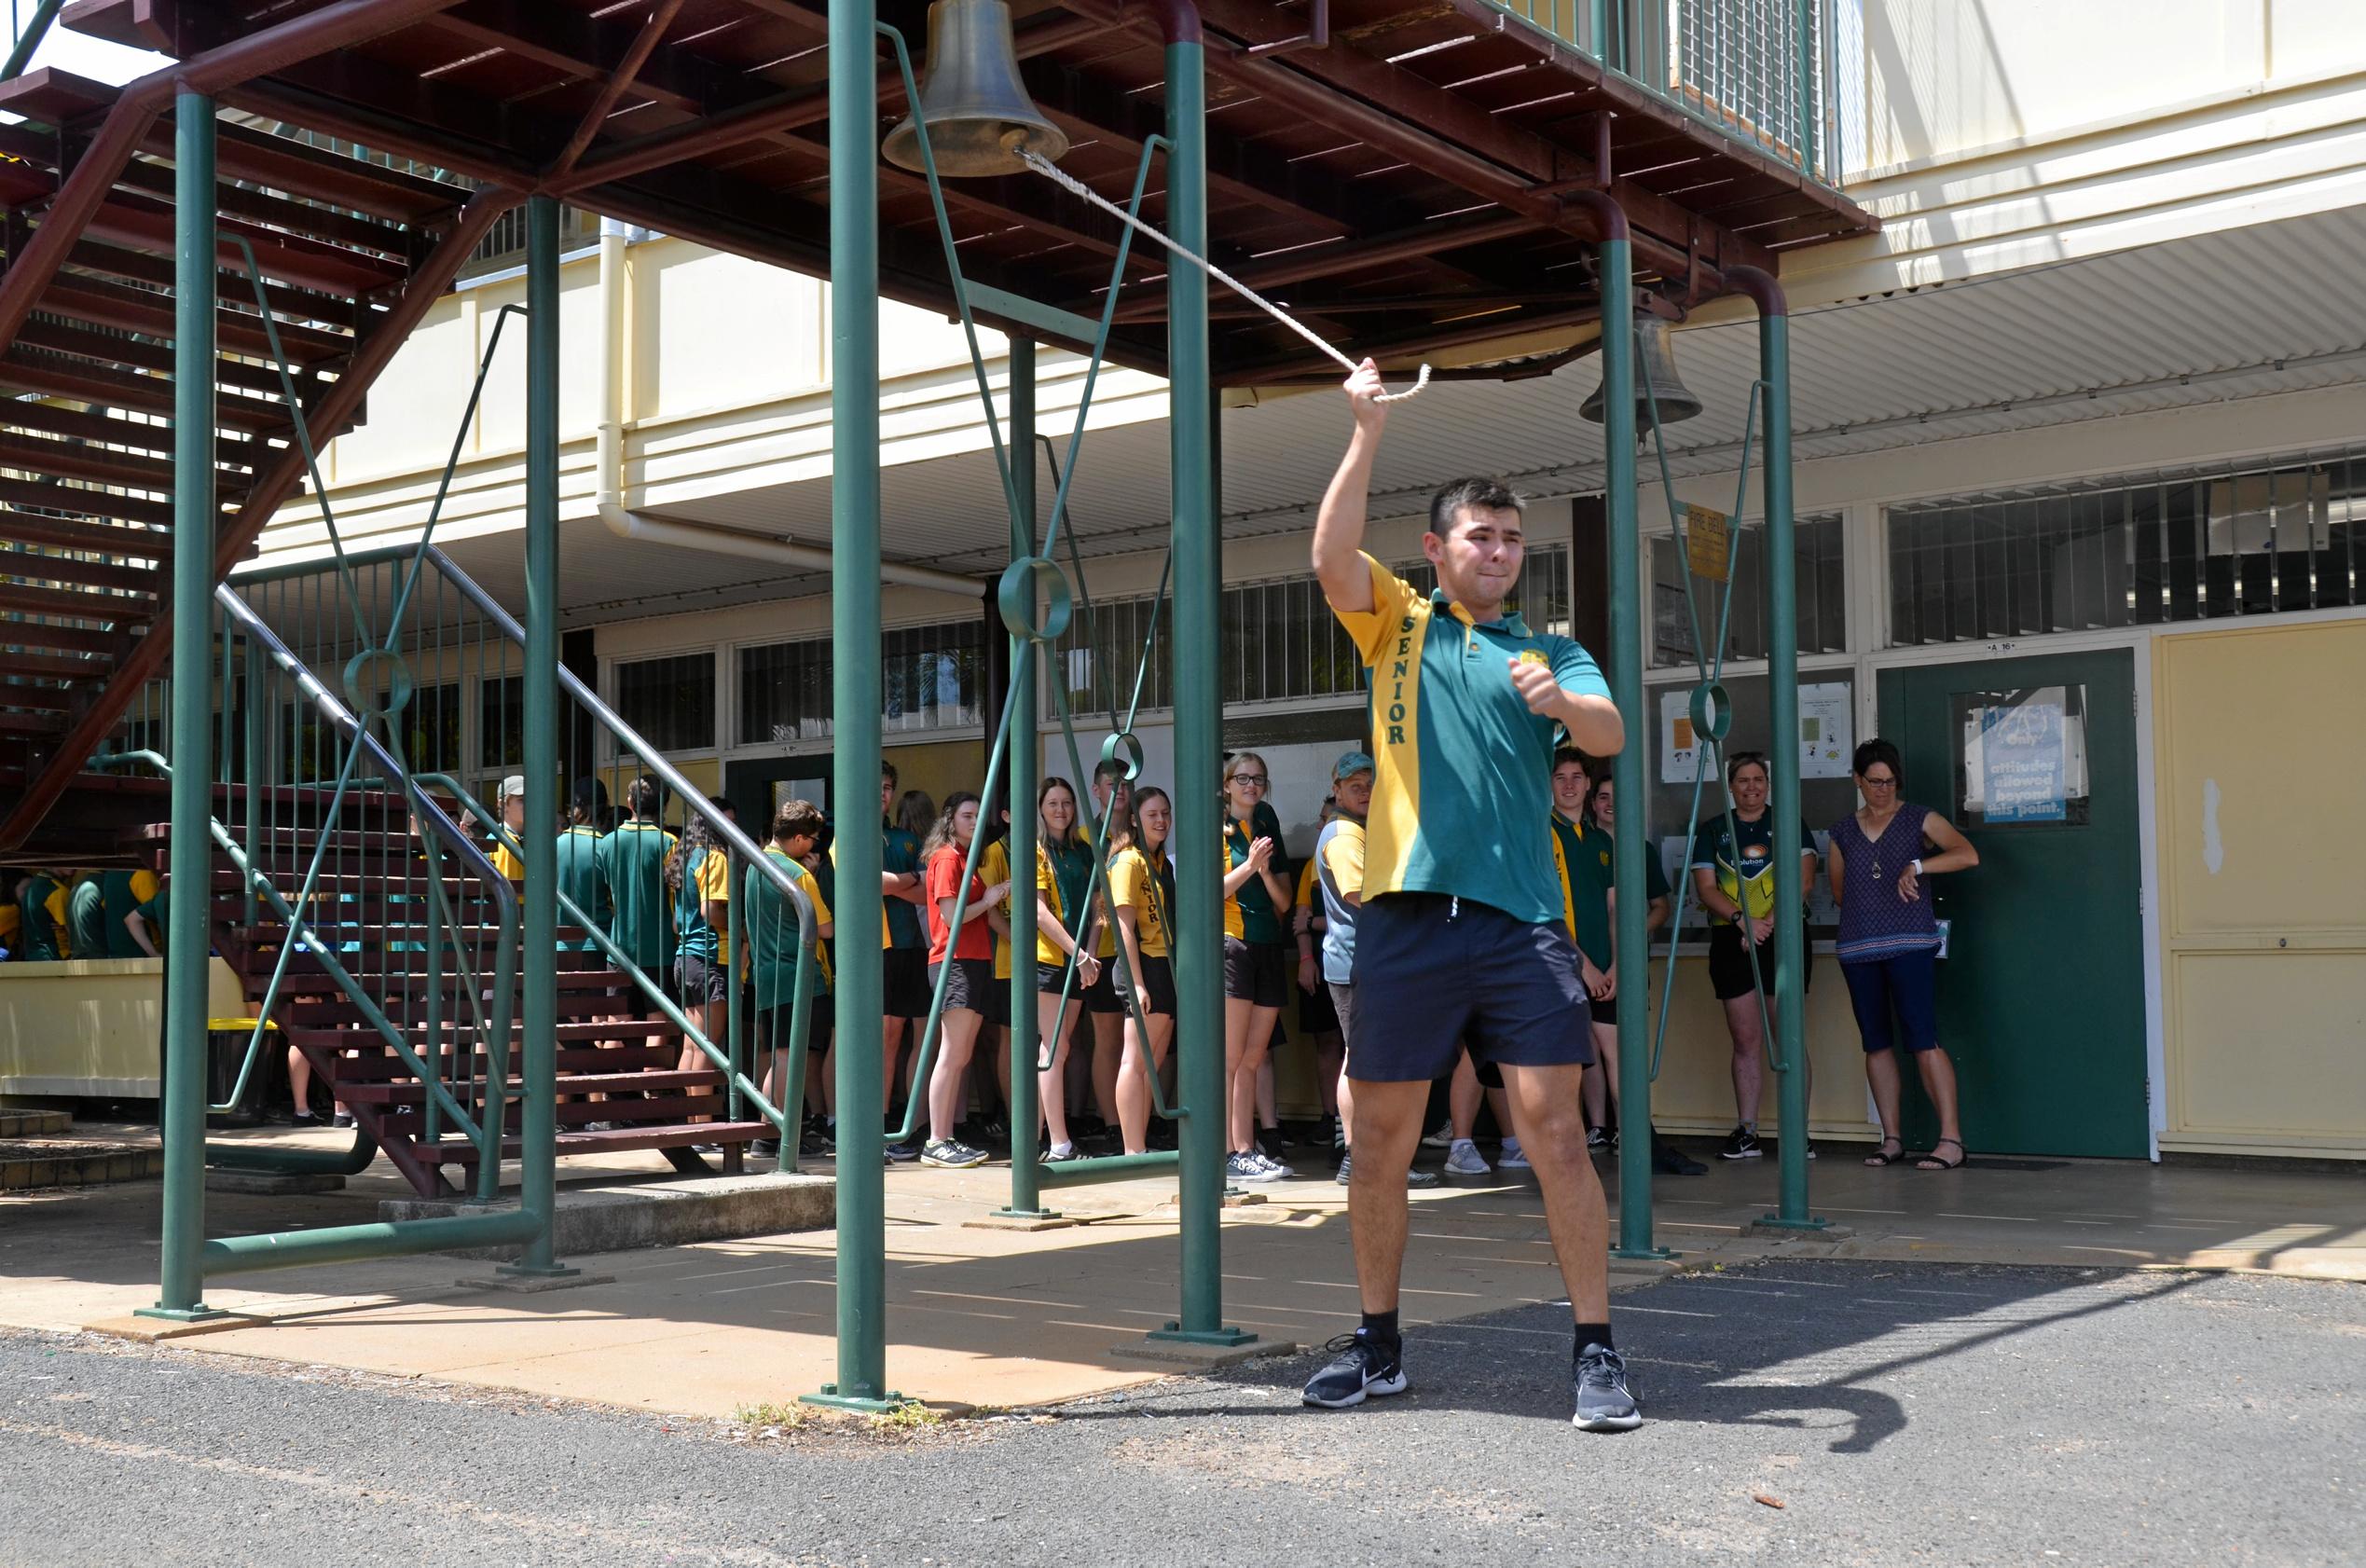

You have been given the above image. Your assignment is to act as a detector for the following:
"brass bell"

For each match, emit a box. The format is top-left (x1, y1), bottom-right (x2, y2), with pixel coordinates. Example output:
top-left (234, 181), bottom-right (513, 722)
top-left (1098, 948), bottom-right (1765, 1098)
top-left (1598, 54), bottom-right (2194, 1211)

top-left (1580, 308), bottom-right (1704, 428)
top-left (881, 0), bottom-right (1071, 178)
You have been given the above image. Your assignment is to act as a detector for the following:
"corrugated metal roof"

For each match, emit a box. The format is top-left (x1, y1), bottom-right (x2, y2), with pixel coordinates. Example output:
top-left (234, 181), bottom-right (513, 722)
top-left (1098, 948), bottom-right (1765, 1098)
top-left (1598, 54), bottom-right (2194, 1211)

top-left (460, 202), bottom-right (2366, 618)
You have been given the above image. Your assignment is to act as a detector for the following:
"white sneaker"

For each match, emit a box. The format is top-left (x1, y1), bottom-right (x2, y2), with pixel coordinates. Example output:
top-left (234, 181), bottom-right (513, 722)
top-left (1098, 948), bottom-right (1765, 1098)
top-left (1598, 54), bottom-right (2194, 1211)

top-left (1497, 1137), bottom-right (1532, 1171)
top-left (1443, 1139), bottom-right (1491, 1177)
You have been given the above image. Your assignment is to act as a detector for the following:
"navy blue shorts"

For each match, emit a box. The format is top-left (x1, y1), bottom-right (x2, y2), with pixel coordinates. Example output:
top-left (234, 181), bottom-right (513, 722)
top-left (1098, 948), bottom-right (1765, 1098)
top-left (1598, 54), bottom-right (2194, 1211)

top-left (1840, 948), bottom-right (1941, 1053)
top-left (1346, 893), bottom-right (1593, 1082)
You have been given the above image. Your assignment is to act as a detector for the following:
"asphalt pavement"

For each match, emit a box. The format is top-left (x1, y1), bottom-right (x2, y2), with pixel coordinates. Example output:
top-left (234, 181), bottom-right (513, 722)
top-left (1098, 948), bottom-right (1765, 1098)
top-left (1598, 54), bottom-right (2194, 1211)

top-left (1, 1259), bottom-right (2356, 1567)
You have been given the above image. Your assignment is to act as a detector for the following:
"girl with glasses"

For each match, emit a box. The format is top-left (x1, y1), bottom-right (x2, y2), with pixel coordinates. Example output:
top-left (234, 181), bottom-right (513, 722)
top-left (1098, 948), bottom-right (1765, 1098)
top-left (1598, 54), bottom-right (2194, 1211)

top-left (1220, 751), bottom-right (1295, 1182)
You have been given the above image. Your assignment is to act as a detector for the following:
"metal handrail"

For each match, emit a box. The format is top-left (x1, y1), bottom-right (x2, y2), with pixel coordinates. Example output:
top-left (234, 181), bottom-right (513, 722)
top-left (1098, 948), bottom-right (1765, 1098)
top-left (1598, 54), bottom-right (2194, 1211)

top-left (213, 583), bottom-right (517, 1183)
top-left (414, 545), bottom-right (819, 1170)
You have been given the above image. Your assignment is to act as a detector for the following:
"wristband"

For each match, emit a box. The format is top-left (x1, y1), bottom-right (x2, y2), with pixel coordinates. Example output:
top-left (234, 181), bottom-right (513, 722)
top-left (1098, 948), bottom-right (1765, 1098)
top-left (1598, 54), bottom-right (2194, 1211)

top-left (1910, 858), bottom-right (1923, 875)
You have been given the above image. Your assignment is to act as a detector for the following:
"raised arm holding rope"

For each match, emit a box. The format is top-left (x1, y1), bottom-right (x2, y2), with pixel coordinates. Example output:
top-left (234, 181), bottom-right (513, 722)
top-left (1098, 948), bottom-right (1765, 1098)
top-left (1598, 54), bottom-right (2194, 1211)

top-left (1302, 358), bottom-right (1640, 1433)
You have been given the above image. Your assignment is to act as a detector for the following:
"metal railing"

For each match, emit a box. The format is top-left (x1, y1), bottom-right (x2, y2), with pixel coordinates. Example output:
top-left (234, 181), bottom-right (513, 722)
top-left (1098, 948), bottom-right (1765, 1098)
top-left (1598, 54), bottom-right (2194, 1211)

top-left (184, 543), bottom-right (823, 1175)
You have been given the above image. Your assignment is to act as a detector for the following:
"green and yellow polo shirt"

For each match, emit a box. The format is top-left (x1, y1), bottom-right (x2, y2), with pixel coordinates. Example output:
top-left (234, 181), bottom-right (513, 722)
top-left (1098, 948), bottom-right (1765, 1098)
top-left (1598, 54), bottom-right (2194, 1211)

top-left (1333, 553), bottom-right (1609, 928)
top-left (1551, 812), bottom-right (1671, 971)
top-left (598, 819), bottom-right (677, 971)
top-left (554, 825), bottom-right (609, 951)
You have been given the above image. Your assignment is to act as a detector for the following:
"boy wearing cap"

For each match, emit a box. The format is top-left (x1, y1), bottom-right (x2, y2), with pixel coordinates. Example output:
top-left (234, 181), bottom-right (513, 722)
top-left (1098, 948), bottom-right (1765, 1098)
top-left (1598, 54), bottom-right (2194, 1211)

top-left (1304, 359), bottom-right (1637, 1432)
top-left (489, 774), bottom-right (529, 884)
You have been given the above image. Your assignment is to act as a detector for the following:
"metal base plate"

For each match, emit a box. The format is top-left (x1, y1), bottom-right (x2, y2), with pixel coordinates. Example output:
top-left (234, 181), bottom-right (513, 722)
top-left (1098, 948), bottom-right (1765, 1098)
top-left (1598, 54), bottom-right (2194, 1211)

top-left (1747, 1215), bottom-right (1852, 1239)
top-left (800, 1386), bottom-right (912, 1415)
top-left (1610, 1246), bottom-right (1677, 1261)
top-left (1144, 1321), bottom-right (1258, 1347)
top-left (494, 1261), bottom-right (582, 1280)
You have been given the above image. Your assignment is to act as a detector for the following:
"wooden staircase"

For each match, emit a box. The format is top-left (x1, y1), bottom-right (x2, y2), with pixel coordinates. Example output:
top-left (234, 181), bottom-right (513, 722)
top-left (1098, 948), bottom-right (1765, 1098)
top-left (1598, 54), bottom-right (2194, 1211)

top-left (127, 797), bottom-right (769, 1198)
top-left (0, 63), bottom-right (513, 857)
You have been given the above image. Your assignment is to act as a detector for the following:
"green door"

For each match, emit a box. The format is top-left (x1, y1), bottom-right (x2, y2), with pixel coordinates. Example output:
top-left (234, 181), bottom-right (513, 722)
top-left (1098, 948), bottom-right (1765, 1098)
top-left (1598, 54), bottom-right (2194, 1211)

top-left (1877, 650), bottom-right (2148, 1158)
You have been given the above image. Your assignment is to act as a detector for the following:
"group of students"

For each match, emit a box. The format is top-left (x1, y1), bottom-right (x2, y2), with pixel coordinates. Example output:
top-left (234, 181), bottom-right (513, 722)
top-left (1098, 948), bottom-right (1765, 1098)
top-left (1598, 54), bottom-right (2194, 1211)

top-left (2, 866), bottom-right (167, 965)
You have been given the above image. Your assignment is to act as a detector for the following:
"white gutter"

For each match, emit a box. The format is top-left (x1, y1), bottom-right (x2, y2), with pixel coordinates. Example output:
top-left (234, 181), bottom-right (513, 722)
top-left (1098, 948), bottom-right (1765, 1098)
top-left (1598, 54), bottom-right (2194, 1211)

top-left (590, 218), bottom-right (983, 600)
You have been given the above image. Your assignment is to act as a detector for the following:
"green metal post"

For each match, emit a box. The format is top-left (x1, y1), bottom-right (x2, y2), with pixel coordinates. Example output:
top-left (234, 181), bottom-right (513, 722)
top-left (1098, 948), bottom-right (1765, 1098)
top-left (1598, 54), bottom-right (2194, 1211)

top-left (1598, 234), bottom-right (1664, 1259)
top-left (808, 0), bottom-right (899, 1412)
top-left (499, 195), bottom-right (573, 1277)
top-left (143, 91), bottom-right (226, 1322)
top-left (1149, 26), bottom-right (1249, 1349)
top-left (999, 337), bottom-right (1051, 1219)
top-left (1733, 267), bottom-right (1828, 1232)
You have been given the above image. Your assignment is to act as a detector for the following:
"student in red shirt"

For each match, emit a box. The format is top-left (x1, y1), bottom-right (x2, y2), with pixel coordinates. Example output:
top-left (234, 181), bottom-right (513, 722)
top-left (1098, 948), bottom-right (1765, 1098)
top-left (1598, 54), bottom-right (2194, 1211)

top-left (919, 791), bottom-right (1010, 1168)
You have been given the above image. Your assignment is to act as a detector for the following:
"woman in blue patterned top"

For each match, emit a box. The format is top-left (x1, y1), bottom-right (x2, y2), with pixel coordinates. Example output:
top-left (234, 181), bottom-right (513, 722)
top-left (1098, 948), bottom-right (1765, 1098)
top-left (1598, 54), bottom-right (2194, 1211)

top-left (1825, 737), bottom-right (1980, 1170)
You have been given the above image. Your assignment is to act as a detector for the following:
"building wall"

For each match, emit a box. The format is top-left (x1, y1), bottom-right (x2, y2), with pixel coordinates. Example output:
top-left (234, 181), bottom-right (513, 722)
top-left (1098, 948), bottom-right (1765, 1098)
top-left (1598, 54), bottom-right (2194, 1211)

top-left (2153, 618), bottom-right (2366, 1157)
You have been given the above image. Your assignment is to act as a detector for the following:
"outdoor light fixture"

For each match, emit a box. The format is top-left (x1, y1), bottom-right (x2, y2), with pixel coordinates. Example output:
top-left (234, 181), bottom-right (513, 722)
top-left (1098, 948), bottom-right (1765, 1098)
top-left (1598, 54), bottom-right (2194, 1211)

top-left (1580, 307), bottom-right (1704, 427)
top-left (881, 0), bottom-right (1070, 177)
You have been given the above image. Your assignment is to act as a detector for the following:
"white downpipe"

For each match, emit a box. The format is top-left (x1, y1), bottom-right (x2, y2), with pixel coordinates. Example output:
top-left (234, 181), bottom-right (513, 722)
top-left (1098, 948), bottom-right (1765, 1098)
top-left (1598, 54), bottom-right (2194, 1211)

top-left (589, 220), bottom-right (981, 599)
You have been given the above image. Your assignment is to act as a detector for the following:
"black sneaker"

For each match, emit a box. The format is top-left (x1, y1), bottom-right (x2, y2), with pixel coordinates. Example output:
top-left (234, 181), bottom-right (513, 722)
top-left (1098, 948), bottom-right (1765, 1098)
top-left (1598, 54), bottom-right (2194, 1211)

top-left (921, 1138), bottom-right (987, 1169)
top-left (1302, 1329), bottom-right (1408, 1409)
top-left (1654, 1138), bottom-right (1708, 1176)
top-left (799, 1127), bottom-right (835, 1159)
top-left (1573, 1342), bottom-right (1642, 1431)
top-left (1720, 1124), bottom-right (1762, 1161)
top-left (1586, 1125), bottom-right (1608, 1152)
top-left (885, 1140), bottom-right (921, 1163)
top-left (331, 1111), bottom-right (355, 1129)
top-left (1336, 1152), bottom-right (1443, 1190)
top-left (750, 1138), bottom-right (781, 1159)
top-left (1256, 1125), bottom-right (1289, 1162)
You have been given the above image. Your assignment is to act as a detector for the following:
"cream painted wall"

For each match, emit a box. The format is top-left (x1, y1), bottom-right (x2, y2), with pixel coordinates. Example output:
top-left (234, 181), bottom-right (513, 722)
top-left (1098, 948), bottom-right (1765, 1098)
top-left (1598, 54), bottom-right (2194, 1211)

top-left (2153, 619), bottom-right (2366, 1155)
top-left (0, 958), bottom-right (249, 1097)
top-left (1644, 958), bottom-right (1878, 1141)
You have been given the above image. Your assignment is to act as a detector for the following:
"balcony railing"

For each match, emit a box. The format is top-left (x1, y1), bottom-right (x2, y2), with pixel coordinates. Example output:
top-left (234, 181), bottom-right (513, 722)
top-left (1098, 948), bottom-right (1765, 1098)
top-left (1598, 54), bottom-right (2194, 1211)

top-left (1489, 0), bottom-right (1845, 186)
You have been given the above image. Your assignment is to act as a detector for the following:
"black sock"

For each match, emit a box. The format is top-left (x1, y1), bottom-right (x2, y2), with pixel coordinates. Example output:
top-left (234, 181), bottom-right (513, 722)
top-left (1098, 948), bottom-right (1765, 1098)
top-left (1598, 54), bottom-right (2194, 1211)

top-left (1360, 1309), bottom-right (1400, 1347)
top-left (1574, 1322), bottom-right (1614, 1356)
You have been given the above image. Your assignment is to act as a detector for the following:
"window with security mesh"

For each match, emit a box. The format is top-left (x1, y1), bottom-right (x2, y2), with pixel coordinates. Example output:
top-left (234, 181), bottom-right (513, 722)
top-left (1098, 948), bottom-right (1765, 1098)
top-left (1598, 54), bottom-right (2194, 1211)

top-left (613, 653), bottom-right (717, 752)
top-left (1649, 514), bottom-right (1846, 667)
top-left (1886, 453), bottom-right (2366, 646)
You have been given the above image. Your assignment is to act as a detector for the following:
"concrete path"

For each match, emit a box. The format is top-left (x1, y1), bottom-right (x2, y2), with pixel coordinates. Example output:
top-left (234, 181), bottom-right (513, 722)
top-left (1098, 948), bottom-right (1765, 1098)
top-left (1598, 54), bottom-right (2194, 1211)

top-left (1, 1123), bottom-right (2359, 1415)
top-left (2, 1260), bottom-right (2356, 1568)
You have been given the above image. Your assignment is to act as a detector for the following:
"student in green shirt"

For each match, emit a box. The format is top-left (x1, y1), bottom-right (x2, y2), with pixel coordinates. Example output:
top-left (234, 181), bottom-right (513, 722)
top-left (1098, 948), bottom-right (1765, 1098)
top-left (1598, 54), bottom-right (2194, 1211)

top-left (15, 870), bottom-right (71, 962)
top-left (746, 800), bottom-right (833, 1157)
top-left (67, 873), bottom-right (108, 959)
top-left (555, 777), bottom-right (612, 951)
top-left (597, 776), bottom-right (677, 1007)
top-left (102, 868), bottom-right (160, 958)
top-left (126, 883), bottom-right (167, 959)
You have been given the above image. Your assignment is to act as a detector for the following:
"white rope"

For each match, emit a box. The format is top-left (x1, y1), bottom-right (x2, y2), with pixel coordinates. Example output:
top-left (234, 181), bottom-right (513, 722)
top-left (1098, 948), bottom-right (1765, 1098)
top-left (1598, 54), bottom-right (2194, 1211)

top-left (1019, 147), bottom-right (1431, 404)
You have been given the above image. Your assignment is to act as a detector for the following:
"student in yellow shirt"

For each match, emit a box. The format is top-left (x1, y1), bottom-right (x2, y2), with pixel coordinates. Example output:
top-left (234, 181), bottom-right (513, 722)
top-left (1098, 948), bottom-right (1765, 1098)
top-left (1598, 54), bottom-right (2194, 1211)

top-left (1014, 777), bottom-right (1101, 1162)
top-left (488, 775), bottom-right (529, 883)
top-left (1107, 786), bottom-right (1177, 1155)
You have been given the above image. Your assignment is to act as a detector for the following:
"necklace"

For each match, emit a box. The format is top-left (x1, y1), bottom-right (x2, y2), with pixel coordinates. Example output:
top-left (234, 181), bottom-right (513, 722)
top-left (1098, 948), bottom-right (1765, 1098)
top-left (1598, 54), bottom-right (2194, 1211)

top-left (1861, 806), bottom-right (1901, 877)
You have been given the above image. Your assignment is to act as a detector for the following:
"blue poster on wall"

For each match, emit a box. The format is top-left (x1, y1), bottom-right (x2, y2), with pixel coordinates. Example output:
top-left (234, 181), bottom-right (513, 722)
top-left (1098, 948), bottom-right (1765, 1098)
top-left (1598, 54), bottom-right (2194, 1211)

top-left (1980, 698), bottom-right (2067, 822)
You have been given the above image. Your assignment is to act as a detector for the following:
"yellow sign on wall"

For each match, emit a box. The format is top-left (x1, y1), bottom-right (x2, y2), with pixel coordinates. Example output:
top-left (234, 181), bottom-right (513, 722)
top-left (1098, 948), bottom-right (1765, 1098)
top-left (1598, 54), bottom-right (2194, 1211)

top-left (1685, 504), bottom-right (1732, 581)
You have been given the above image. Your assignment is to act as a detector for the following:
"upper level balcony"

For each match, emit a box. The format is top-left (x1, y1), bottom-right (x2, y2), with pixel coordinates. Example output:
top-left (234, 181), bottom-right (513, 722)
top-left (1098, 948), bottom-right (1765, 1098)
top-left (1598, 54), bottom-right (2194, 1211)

top-left (56, 0), bottom-right (1876, 383)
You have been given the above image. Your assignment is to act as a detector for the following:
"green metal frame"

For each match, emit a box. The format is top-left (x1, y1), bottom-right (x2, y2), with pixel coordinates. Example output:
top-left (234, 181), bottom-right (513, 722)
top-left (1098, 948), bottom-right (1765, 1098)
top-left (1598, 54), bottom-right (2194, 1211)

top-left (144, 91), bottom-right (224, 1322)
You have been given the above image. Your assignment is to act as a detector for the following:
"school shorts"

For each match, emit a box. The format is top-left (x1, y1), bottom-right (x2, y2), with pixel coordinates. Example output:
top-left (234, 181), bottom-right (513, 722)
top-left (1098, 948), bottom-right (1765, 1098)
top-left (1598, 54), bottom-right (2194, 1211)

top-left (1345, 893), bottom-right (1593, 1082)
top-left (883, 945), bottom-right (930, 1020)
top-left (1707, 922), bottom-right (1815, 1001)
top-left (1327, 981), bottom-right (1358, 1054)
top-left (1080, 960), bottom-right (1125, 1016)
top-left (927, 957), bottom-right (996, 1018)
top-left (673, 953), bottom-right (729, 1006)
top-left (1841, 949), bottom-right (1941, 1054)
top-left (1113, 953), bottom-right (1176, 1018)
top-left (1222, 936), bottom-right (1289, 1009)
top-left (1300, 968), bottom-right (1341, 1036)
